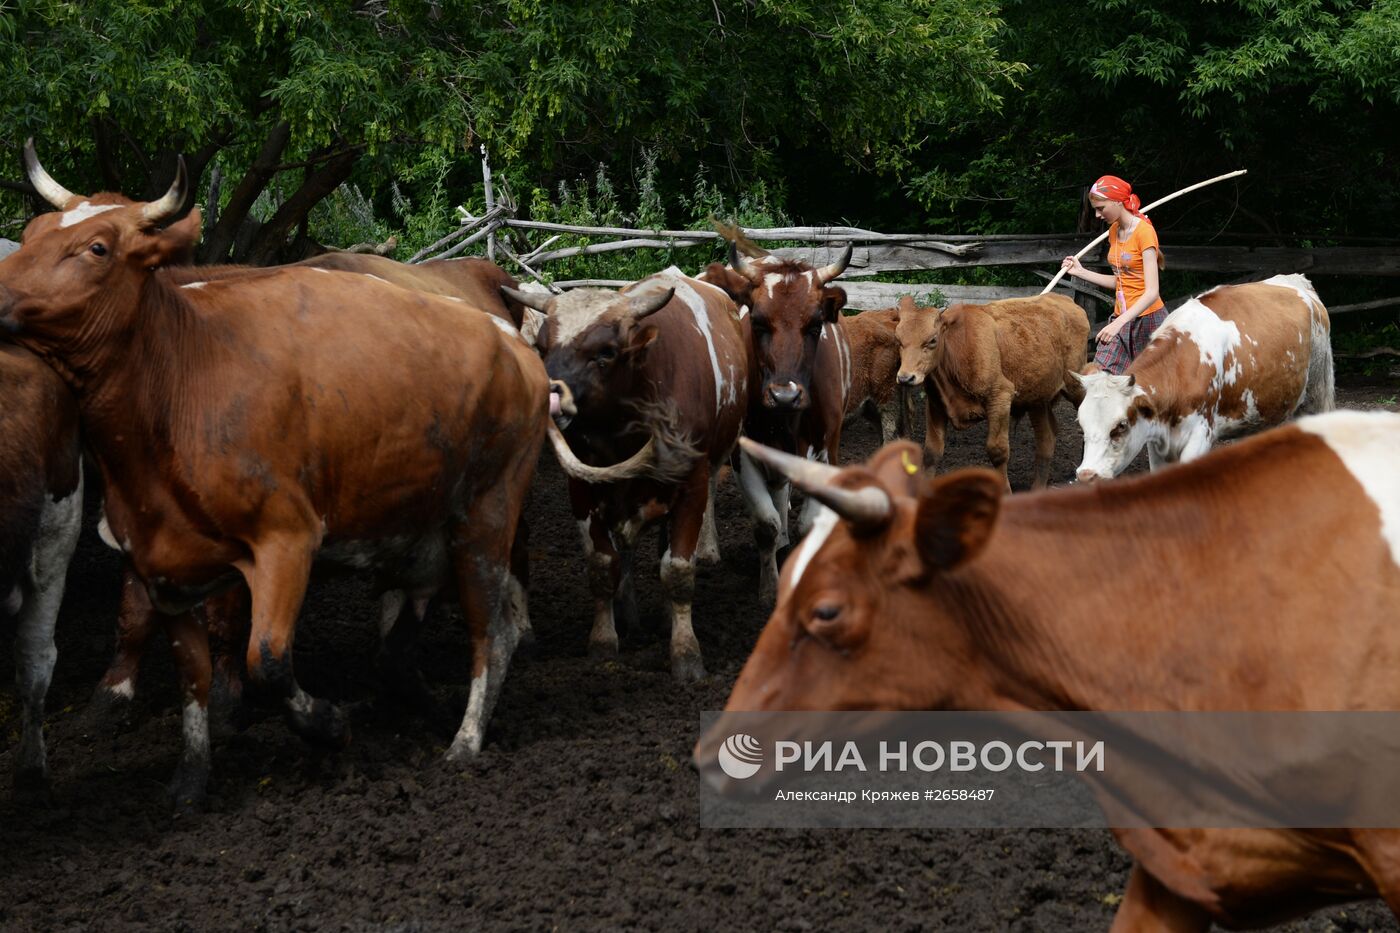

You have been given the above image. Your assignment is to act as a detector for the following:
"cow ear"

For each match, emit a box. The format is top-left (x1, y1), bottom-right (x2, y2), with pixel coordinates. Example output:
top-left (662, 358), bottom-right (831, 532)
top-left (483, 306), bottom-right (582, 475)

top-left (821, 286), bottom-right (847, 323)
top-left (141, 207), bottom-right (202, 268)
top-left (914, 469), bottom-right (1003, 571)
top-left (1133, 395), bottom-right (1156, 421)
top-left (626, 323), bottom-right (660, 356)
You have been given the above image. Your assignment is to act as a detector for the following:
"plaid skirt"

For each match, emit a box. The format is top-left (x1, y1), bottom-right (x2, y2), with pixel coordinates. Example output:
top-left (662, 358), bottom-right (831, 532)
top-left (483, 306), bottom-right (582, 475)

top-left (1094, 307), bottom-right (1169, 375)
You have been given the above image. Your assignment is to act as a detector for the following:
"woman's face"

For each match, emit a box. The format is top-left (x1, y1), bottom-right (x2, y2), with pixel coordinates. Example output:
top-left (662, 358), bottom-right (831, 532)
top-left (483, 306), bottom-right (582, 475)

top-left (1090, 196), bottom-right (1124, 224)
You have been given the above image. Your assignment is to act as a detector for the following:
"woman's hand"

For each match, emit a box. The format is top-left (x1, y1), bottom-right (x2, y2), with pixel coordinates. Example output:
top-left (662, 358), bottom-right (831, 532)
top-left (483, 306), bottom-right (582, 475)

top-left (1096, 318), bottom-right (1125, 344)
top-left (1061, 256), bottom-right (1087, 277)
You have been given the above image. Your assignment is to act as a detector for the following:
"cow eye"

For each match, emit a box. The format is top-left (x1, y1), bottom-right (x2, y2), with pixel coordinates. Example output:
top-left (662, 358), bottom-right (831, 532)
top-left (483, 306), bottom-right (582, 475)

top-left (804, 321), bottom-right (823, 338)
top-left (811, 601), bottom-right (843, 624)
top-left (89, 242), bottom-right (108, 257)
top-left (923, 337), bottom-right (937, 349)
top-left (595, 346), bottom-right (617, 366)
top-left (1110, 420), bottom-right (1129, 439)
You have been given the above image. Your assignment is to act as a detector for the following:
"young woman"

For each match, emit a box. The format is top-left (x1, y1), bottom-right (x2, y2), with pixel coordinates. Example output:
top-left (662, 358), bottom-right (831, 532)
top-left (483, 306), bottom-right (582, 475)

top-left (1060, 175), bottom-right (1167, 373)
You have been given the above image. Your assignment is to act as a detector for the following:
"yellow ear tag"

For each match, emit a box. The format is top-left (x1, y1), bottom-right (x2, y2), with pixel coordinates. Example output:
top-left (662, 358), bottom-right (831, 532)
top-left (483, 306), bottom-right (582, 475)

top-left (902, 450), bottom-right (918, 475)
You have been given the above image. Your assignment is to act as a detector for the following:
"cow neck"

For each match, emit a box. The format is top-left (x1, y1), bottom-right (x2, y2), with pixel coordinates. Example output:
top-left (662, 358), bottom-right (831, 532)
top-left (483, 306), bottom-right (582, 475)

top-left (75, 273), bottom-right (230, 465)
top-left (931, 480), bottom-right (1227, 713)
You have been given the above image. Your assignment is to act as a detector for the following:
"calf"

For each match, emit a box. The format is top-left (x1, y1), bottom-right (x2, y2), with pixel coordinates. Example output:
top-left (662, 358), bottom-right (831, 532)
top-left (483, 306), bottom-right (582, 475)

top-left (894, 293), bottom-right (1088, 489)
top-left (703, 411), bottom-right (1400, 929)
top-left (1073, 274), bottom-right (1335, 481)
top-left (504, 268), bottom-right (748, 681)
top-left (701, 237), bottom-right (853, 600)
top-left (0, 345), bottom-right (82, 795)
top-left (2, 145), bottom-right (548, 806)
top-left (841, 307), bottom-right (914, 444)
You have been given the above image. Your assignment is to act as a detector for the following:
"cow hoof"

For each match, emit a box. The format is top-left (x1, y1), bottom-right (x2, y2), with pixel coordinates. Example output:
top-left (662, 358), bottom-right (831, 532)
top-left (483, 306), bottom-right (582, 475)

top-left (444, 737), bottom-right (481, 764)
top-left (671, 654), bottom-right (707, 684)
top-left (289, 699), bottom-right (352, 750)
top-left (13, 767), bottom-right (52, 806)
top-left (166, 768), bottom-right (208, 816)
top-left (588, 636), bottom-right (619, 660)
top-left (695, 544), bottom-right (721, 567)
top-left (82, 684), bottom-right (140, 735)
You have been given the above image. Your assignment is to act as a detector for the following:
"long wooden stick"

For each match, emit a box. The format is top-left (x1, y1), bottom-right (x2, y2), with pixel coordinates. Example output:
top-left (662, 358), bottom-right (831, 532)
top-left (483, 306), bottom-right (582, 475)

top-left (1040, 169), bottom-right (1248, 296)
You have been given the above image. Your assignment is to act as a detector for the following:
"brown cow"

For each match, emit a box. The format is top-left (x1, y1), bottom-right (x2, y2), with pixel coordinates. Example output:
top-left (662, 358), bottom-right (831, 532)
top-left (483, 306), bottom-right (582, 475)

top-left (0, 344), bottom-right (82, 796)
top-left (841, 307), bottom-right (915, 445)
top-left (504, 267), bottom-right (748, 681)
top-left (701, 412), bottom-right (1400, 929)
top-left (0, 145), bottom-right (548, 806)
top-left (1072, 274), bottom-right (1334, 481)
top-left (894, 293), bottom-right (1088, 489)
top-left (701, 238), bottom-right (853, 601)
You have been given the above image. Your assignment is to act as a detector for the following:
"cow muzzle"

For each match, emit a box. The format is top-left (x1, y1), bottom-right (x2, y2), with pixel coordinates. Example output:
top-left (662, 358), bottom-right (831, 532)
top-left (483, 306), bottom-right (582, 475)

top-left (1075, 468), bottom-right (1107, 484)
top-left (549, 379), bottom-right (578, 428)
top-left (764, 380), bottom-right (807, 410)
top-left (896, 372), bottom-right (922, 387)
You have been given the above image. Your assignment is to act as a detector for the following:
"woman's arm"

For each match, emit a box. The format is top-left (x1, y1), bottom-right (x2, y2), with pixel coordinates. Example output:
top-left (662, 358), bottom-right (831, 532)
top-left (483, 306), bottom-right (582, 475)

top-left (1060, 255), bottom-right (1117, 290)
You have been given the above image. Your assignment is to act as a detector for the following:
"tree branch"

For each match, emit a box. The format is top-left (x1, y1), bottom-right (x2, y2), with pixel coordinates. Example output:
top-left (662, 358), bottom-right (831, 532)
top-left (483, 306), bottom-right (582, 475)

top-left (200, 119), bottom-right (291, 263)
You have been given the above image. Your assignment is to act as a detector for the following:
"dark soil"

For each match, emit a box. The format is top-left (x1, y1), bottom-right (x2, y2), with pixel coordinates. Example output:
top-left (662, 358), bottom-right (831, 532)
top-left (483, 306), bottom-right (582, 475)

top-left (1, 380), bottom-right (1396, 933)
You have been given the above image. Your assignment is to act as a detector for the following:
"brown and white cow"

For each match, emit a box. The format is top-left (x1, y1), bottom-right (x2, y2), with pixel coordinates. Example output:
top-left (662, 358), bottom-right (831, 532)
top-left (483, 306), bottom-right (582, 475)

top-left (701, 239), bottom-right (853, 600)
top-left (841, 306), bottom-right (914, 445)
top-left (504, 268), bottom-right (747, 681)
top-left (0, 144), bottom-right (548, 806)
top-left (1073, 274), bottom-right (1335, 481)
top-left (701, 410), bottom-right (1400, 929)
top-left (894, 293), bottom-right (1088, 489)
top-left (0, 344), bottom-right (82, 796)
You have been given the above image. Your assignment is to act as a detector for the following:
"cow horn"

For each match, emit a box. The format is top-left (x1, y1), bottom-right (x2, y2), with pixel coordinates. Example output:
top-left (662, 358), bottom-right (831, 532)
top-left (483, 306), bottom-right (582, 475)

top-left (22, 139), bottom-right (78, 210)
top-left (627, 286), bottom-right (673, 320)
top-left (731, 242), bottom-right (763, 285)
top-left (738, 437), bottom-right (892, 527)
top-left (141, 156), bottom-right (188, 223)
top-left (813, 244), bottom-right (854, 285)
top-left (502, 285), bottom-right (554, 313)
top-left (546, 419), bottom-right (658, 483)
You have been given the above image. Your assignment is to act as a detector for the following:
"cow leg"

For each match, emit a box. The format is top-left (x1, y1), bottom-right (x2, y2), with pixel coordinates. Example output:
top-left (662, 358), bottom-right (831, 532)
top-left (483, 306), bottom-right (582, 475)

top-left (1028, 403), bottom-right (1058, 490)
top-left (445, 520), bottom-right (520, 762)
top-left (240, 536), bottom-right (348, 749)
top-left (1176, 425), bottom-right (1214, 465)
top-left (664, 466), bottom-right (710, 683)
top-left (985, 387), bottom-right (1014, 491)
top-left (1109, 864), bottom-right (1211, 933)
top-left (508, 521), bottom-right (534, 650)
top-left (737, 449), bottom-right (783, 602)
top-left (165, 610), bottom-right (213, 813)
top-left (878, 402), bottom-right (898, 446)
top-left (13, 477), bottom-right (82, 798)
top-left (923, 391), bottom-right (948, 473)
top-left (201, 583), bottom-right (251, 733)
top-left (695, 470), bottom-right (722, 566)
top-left (87, 565), bottom-right (157, 732)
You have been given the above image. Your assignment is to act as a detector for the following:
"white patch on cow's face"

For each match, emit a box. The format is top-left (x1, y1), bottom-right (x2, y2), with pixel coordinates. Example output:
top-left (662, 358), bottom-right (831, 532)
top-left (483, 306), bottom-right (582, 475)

top-left (181, 281), bottom-right (207, 290)
top-left (550, 288), bottom-right (626, 348)
top-left (786, 506), bottom-right (839, 594)
top-left (1299, 411), bottom-right (1400, 567)
top-left (763, 272), bottom-right (783, 298)
top-left (1075, 372), bottom-right (1151, 479)
top-left (58, 202), bottom-right (121, 228)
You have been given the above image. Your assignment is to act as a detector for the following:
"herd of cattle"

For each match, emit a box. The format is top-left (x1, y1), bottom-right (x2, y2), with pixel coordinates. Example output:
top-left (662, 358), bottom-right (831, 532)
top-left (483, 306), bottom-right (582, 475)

top-left (3, 146), bottom-right (1398, 928)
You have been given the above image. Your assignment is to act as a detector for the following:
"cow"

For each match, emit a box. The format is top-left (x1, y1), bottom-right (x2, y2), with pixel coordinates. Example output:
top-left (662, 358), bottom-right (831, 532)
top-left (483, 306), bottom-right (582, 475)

top-left (502, 267), bottom-right (748, 681)
top-left (700, 235), bottom-right (853, 601)
top-left (1073, 274), bottom-right (1335, 482)
top-left (893, 293), bottom-right (1088, 490)
top-left (841, 306), bottom-right (915, 445)
top-left (702, 410), bottom-right (1400, 929)
top-left (0, 143), bottom-right (548, 806)
top-left (0, 344), bottom-right (82, 796)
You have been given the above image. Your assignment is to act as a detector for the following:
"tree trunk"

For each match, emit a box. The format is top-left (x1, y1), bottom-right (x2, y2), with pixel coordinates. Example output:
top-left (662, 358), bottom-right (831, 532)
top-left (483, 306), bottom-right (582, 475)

top-left (200, 119), bottom-right (291, 264)
top-left (242, 146), bottom-right (359, 266)
top-left (90, 118), bottom-right (124, 191)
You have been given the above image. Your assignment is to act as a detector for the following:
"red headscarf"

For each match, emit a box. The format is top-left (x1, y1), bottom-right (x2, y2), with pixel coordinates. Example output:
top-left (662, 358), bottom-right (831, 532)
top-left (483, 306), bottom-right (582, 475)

top-left (1089, 175), bottom-right (1151, 225)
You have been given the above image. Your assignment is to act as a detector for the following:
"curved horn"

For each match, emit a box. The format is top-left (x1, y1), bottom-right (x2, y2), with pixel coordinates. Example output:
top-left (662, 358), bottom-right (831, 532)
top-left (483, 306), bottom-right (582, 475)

top-left (547, 419), bottom-right (658, 483)
top-left (730, 242), bottom-right (763, 285)
top-left (813, 243), bottom-right (853, 285)
top-left (140, 156), bottom-right (188, 223)
top-left (22, 138), bottom-right (78, 210)
top-left (502, 285), bottom-right (555, 313)
top-left (627, 286), bottom-right (673, 320)
top-left (739, 437), bottom-right (891, 528)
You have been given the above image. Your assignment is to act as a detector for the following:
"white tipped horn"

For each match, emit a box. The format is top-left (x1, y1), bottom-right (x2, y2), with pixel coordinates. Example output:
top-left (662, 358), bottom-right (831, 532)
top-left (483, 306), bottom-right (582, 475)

top-left (738, 437), bottom-right (892, 528)
top-left (814, 243), bottom-right (853, 285)
top-left (502, 285), bottom-right (554, 313)
top-left (547, 419), bottom-right (658, 483)
top-left (141, 156), bottom-right (188, 223)
top-left (22, 138), bottom-right (78, 210)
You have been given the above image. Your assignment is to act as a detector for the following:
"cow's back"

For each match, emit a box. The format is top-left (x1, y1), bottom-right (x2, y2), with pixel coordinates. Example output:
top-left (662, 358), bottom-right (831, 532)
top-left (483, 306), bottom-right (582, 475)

top-left (982, 295), bottom-right (1089, 402)
top-left (0, 346), bottom-right (80, 596)
top-left (297, 253), bottom-right (525, 327)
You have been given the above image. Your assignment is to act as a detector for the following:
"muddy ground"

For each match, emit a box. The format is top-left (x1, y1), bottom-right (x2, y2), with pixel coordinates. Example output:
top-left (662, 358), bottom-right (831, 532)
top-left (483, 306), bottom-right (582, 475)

top-left (1, 380), bottom-right (1397, 933)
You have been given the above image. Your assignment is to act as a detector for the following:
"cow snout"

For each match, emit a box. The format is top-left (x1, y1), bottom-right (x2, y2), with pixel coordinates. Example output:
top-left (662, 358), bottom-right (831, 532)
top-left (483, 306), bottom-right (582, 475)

top-left (548, 379), bottom-right (578, 425)
top-left (897, 372), bottom-right (922, 387)
top-left (765, 381), bottom-right (806, 410)
top-left (1075, 469), bottom-right (1103, 484)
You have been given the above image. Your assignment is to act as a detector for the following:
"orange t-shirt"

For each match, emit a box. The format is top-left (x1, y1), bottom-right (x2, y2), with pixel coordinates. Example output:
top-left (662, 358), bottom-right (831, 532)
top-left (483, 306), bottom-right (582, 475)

top-left (1107, 220), bottom-right (1164, 318)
